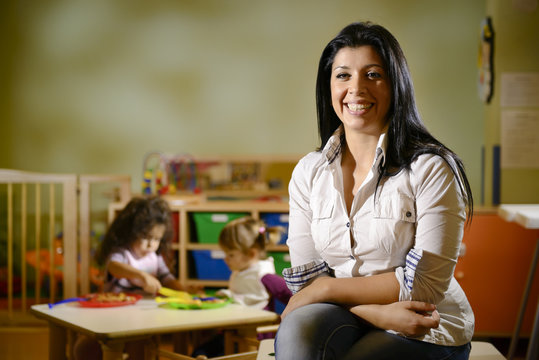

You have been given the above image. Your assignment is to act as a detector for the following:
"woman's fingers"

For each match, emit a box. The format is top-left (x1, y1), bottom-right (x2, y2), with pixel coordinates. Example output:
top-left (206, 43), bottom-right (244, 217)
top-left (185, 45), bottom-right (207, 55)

top-left (431, 309), bottom-right (440, 322)
top-left (384, 301), bottom-right (439, 336)
top-left (405, 300), bottom-right (436, 313)
top-left (424, 309), bottom-right (440, 328)
top-left (412, 302), bottom-right (440, 328)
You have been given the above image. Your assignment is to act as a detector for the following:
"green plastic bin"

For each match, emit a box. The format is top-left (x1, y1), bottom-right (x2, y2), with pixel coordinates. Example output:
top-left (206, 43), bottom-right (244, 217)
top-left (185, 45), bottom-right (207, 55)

top-left (192, 212), bottom-right (249, 243)
top-left (269, 251), bottom-right (291, 276)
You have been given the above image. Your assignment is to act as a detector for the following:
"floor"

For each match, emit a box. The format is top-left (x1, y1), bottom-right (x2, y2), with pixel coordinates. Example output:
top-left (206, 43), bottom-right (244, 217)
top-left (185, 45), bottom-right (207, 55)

top-left (0, 327), bottom-right (177, 360)
top-left (1, 326), bottom-right (50, 360)
top-left (0, 327), bottom-right (532, 359)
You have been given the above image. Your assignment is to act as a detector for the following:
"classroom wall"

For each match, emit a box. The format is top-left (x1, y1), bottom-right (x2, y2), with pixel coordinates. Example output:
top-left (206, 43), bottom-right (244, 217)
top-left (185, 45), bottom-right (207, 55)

top-left (1, 0), bottom-right (487, 197)
top-left (484, 0), bottom-right (539, 205)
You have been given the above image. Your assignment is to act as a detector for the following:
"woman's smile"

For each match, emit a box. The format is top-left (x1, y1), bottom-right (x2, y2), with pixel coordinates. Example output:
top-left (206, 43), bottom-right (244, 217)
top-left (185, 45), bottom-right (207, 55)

top-left (346, 102), bottom-right (374, 114)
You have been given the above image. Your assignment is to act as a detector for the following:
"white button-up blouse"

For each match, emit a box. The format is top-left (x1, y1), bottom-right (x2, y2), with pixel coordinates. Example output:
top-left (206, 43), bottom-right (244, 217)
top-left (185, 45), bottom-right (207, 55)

top-left (283, 127), bottom-right (474, 346)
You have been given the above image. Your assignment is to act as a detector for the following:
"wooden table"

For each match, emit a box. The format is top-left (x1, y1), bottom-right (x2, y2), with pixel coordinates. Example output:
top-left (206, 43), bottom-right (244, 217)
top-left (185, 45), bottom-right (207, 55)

top-left (31, 299), bottom-right (279, 360)
top-left (499, 204), bottom-right (539, 360)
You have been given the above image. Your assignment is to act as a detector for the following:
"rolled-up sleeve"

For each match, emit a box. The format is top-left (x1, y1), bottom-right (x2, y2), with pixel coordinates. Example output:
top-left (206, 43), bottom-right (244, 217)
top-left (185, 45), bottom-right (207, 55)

top-left (396, 155), bottom-right (467, 304)
top-left (282, 260), bottom-right (332, 294)
top-left (284, 155), bottom-right (334, 293)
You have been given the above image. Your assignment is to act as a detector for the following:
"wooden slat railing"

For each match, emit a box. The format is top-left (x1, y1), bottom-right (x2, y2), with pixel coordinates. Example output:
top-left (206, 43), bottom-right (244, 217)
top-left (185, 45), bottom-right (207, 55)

top-left (0, 169), bottom-right (78, 322)
top-left (78, 174), bottom-right (131, 294)
top-left (0, 169), bottom-right (131, 324)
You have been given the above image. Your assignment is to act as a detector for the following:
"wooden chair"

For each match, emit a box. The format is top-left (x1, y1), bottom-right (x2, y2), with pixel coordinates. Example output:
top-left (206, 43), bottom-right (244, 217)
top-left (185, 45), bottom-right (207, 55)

top-left (224, 274), bottom-right (292, 352)
top-left (260, 274), bottom-right (292, 316)
top-left (158, 348), bottom-right (258, 360)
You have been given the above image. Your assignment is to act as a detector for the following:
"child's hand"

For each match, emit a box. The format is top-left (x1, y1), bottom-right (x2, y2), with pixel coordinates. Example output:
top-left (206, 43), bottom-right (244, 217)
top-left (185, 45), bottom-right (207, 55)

top-left (184, 284), bottom-right (205, 296)
top-left (162, 279), bottom-right (204, 296)
top-left (140, 272), bottom-right (162, 294)
top-left (216, 288), bottom-right (232, 299)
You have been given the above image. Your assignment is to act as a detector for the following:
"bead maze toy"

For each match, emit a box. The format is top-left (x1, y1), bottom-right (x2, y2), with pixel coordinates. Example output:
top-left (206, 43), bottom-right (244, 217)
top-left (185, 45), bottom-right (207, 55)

top-left (141, 151), bottom-right (219, 195)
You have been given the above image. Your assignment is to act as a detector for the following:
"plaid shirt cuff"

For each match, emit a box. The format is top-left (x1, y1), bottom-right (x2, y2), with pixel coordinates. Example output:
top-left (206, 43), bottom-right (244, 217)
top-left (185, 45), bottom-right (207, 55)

top-left (282, 260), bottom-right (331, 294)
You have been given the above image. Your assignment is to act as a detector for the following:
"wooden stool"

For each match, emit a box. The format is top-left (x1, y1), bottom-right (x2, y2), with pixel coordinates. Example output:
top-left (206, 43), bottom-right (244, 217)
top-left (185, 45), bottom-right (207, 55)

top-left (255, 340), bottom-right (506, 360)
top-left (469, 342), bottom-right (506, 359)
top-left (256, 339), bottom-right (275, 360)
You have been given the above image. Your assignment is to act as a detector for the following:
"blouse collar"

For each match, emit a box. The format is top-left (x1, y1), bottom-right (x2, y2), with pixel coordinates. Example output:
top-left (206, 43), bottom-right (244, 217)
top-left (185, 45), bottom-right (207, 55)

top-left (322, 125), bottom-right (387, 168)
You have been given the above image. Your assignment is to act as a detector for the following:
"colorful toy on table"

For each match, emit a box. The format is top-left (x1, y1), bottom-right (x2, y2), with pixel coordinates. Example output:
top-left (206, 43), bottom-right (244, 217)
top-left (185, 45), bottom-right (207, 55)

top-left (155, 287), bottom-right (229, 309)
top-left (48, 292), bottom-right (142, 308)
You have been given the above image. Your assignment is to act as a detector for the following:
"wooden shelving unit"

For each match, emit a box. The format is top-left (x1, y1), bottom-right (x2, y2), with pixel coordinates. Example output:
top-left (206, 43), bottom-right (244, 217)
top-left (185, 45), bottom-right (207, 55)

top-left (178, 201), bottom-right (289, 288)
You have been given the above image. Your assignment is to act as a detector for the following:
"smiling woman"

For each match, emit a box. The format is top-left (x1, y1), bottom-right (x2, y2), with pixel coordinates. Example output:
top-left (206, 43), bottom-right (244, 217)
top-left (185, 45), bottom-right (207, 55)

top-left (275, 21), bottom-right (475, 360)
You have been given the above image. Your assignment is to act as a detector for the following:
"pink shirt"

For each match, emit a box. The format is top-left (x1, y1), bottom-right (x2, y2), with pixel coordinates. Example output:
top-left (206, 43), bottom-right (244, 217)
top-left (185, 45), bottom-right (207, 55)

top-left (104, 248), bottom-right (174, 294)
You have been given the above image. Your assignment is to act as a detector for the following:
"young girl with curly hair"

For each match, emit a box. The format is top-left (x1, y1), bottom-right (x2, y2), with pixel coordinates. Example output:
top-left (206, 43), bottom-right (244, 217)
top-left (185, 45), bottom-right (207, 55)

top-left (95, 195), bottom-right (188, 294)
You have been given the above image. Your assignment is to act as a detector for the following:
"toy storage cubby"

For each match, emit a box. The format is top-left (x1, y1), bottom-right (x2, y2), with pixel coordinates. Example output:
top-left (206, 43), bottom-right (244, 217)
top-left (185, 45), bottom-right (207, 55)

top-left (181, 201), bottom-right (290, 288)
top-left (108, 199), bottom-right (290, 288)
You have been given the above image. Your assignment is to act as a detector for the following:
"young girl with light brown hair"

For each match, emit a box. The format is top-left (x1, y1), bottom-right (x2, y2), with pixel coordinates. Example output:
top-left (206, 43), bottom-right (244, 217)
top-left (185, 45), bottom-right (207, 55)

top-left (217, 216), bottom-right (284, 309)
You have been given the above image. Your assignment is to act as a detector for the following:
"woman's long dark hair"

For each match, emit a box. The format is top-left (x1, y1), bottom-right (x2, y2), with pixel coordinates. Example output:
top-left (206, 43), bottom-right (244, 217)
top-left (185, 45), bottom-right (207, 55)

top-left (95, 195), bottom-right (174, 266)
top-left (315, 22), bottom-right (473, 219)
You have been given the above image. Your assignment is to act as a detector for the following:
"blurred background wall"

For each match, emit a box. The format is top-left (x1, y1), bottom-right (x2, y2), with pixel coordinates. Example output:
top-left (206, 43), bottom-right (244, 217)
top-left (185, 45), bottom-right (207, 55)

top-left (484, 0), bottom-right (539, 204)
top-left (0, 0), bottom-right (535, 203)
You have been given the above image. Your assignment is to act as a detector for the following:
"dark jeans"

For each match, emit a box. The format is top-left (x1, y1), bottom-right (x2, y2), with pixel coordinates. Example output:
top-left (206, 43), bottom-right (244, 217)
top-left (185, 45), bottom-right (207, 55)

top-left (275, 303), bottom-right (471, 360)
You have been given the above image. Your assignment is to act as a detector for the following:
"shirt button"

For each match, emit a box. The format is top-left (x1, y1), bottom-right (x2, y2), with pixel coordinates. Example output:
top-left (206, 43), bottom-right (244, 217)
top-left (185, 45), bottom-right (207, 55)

top-left (406, 211), bottom-right (412, 218)
top-left (346, 222), bottom-right (350, 228)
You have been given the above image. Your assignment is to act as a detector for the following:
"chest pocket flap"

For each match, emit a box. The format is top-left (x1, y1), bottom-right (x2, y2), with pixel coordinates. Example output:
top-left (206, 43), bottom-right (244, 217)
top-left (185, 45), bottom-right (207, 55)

top-left (374, 192), bottom-right (416, 223)
top-left (311, 197), bottom-right (334, 220)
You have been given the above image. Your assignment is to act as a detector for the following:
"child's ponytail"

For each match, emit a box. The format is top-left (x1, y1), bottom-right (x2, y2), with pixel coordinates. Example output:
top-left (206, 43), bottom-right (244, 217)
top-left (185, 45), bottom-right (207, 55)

top-left (261, 225), bottom-right (285, 247)
top-left (219, 216), bottom-right (285, 257)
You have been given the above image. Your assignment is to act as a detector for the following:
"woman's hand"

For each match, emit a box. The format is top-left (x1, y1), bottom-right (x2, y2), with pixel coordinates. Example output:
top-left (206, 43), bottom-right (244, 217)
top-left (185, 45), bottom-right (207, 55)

top-left (350, 301), bottom-right (440, 337)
